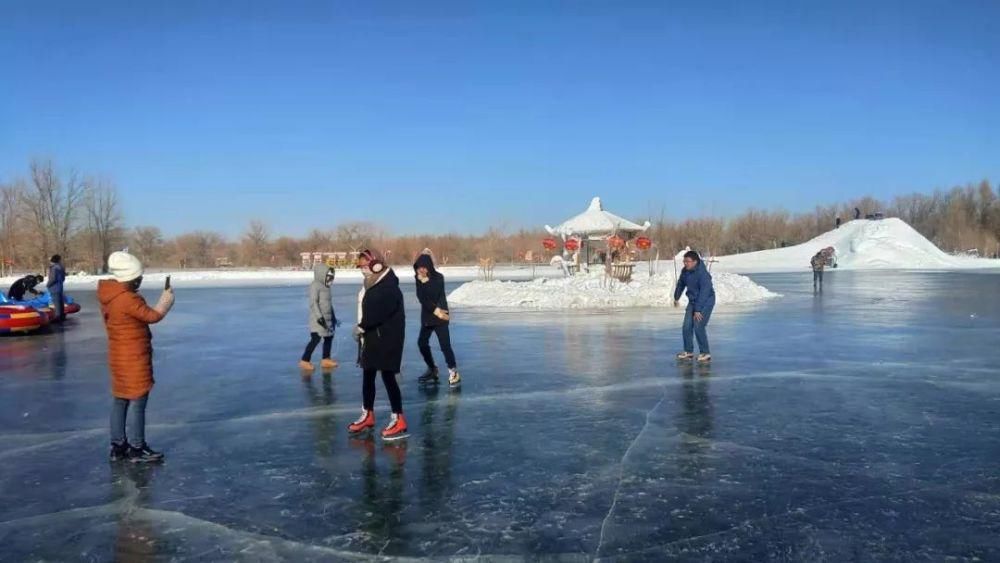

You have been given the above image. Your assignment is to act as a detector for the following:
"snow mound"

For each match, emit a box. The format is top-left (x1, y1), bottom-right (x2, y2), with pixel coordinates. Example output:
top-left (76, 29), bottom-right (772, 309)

top-left (715, 218), bottom-right (1000, 273)
top-left (448, 271), bottom-right (779, 310)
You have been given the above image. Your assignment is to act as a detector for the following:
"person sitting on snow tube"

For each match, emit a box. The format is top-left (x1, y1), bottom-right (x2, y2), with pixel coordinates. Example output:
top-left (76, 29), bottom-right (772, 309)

top-left (7, 274), bottom-right (43, 301)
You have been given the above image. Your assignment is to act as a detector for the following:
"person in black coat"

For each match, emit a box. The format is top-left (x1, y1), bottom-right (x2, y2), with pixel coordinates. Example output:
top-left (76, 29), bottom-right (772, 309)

top-left (413, 250), bottom-right (461, 387)
top-left (348, 249), bottom-right (409, 441)
top-left (7, 274), bottom-right (43, 301)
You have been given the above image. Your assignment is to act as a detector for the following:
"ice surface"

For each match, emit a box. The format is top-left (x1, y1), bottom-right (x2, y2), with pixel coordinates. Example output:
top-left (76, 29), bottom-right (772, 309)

top-left (1, 271), bottom-right (999, 560)
top-left (713, 218), bottom-right (1000, 273)
top-left (448, 271), bottom-right (778, 309)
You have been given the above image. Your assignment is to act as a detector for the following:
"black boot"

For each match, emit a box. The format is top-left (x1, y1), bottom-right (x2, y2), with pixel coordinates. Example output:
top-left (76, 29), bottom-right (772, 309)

top-left (418, 367), bottom-right (440, 385)
top-left (128, 443), bottom-right (165, 464)
top-left (109, 441), bottom-right (130, 462)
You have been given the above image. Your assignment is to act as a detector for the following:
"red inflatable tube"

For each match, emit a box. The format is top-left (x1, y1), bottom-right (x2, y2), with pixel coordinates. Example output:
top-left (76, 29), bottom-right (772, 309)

top-left (42, 302), bottom-right (82, 322)
top-left (0, 305), bottom-right (51, 334)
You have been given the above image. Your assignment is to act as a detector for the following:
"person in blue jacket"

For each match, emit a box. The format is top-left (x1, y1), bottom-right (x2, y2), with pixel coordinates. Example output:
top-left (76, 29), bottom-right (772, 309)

top-left (46, 255), bottom-right (67, 323)
top-left (673, 250), bottom-right (716, 363)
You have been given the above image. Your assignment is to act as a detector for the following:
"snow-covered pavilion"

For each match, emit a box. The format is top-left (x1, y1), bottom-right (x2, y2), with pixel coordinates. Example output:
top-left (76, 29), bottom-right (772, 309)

top-left (545, 197), bottom-right (651, 264)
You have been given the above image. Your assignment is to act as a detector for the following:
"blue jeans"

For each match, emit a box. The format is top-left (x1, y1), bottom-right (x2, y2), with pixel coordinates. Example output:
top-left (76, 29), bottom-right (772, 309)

top-left (682, 304), bottom-right (713, 355)
top-left (111, 394), bottom-right (149, 446)
top-left (50, 289), bottom-right (65, 322)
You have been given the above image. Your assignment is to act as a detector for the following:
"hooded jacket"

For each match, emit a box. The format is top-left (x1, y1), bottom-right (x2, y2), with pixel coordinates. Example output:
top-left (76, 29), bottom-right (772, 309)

top-left (97, 280), bottom-right (173, 399)
top-left (673, 261), bottom-right (716, 314)
top-left (308, 262), bottom-right (337, 337)
top-left (357, 269), bottom-right (405, 373)
top-left (413, 253), bottom-right (449, 327)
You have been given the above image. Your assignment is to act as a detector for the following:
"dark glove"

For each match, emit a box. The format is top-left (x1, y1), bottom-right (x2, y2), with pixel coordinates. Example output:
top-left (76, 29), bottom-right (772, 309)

top-left (317, 317), bottom-right (328, 330)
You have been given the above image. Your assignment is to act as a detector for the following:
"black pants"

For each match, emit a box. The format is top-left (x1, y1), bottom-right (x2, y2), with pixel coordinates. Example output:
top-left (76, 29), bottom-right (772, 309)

top-left (418, 325), bottom-right (457, 369)
top-left (302, 333), bottom-right (333, 362)
top-left (813, 270), bottom-right (824, 288)
top-left (363, 370), bottom-right (403, 413)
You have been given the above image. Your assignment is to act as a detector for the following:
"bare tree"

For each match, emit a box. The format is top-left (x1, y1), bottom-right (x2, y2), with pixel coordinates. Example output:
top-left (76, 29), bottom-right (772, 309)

top-left (336, 221), bottom-right (377, 252)
top-left (241, 219), bottom-right (271, 266)
top-left (0, 182), bottom-right (23, 277)
top-left (83, 178), bottom-right (125, 273)
top-left (130, 226), bottom-right (165, 265)
top-left (173, 231), bottom-right (226, 268)
top-left (23, 159), bottom-right (86, 267)
top-left (303, 228), bottom-right (334, 252)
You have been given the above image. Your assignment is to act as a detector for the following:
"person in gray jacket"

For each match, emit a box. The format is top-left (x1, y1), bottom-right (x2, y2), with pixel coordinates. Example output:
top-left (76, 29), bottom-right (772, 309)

top-left (299, 262), bottom-right (339, 372)
top-left (47, 254), bottom-right (67, 322)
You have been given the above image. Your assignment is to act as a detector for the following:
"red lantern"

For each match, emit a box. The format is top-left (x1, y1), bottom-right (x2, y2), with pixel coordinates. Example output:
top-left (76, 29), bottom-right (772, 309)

top-left (564, 238), bottom-right (580, 252)
top-left (636, 236), bottom-right (652, 250)
top-left (608, 235), bottom-right (625, 249)
top-left (542, 237), bottom-right (557, 251)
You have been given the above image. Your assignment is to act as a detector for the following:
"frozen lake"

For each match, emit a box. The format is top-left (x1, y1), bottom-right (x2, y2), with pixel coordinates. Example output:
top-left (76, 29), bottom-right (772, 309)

top-left (1, 271), bottom-right (999, 561)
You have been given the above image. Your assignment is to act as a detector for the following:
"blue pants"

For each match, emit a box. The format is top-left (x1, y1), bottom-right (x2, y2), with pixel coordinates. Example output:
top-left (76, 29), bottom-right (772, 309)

top-left (50, 289), bottom-right (65, 322)
top-left (682, 304), bottom-right (713, 355)
top-left (111, 394), bottom-right (149, 446)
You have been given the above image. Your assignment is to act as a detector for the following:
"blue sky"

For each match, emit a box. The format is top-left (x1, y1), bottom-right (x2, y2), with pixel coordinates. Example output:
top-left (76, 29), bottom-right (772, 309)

top-left (1, 1), bottom-right (997, 237)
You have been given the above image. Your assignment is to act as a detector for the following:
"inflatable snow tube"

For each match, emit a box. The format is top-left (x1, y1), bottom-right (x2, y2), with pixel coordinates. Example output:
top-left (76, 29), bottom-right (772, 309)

top-left (43, 302), bottom-right (81, 322)
top-left (0, 305), bottom-right (50, 334)
top-left (0, 293), bottom-right (81, 319)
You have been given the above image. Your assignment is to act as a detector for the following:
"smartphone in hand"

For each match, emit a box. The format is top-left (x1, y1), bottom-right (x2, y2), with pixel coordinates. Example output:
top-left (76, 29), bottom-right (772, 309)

top-left (165, 275), bottom-right (172, 291)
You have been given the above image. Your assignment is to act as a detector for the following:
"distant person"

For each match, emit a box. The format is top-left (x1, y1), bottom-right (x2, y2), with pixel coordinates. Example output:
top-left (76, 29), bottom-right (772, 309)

top-left (46, 255), bottom-right (66, 322)
top-left (810, 251), bottom-right (826, 292)
top-left (414, 250), bottom-right (461, 388)
top-left (673, 250), bottom-right (716, 363)
top-left (7, 274), bottom-right (43, 301)
top-left (299, 262), bottom-right (339, 373)
top-left (98, 251), bottom-right (174, 463)
top-left (348, 249), bottom-right (408, 441)
top-left (854, 207), bottom-right (861, 220)
top-left (836, 216), bottom-right (842, 228)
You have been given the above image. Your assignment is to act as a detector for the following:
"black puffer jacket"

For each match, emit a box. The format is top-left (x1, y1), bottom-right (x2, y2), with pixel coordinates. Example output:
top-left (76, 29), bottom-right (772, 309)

top-left (414, 253), bottom-right (449, 327)
top-left (358, 269), bottom-right (406, 373)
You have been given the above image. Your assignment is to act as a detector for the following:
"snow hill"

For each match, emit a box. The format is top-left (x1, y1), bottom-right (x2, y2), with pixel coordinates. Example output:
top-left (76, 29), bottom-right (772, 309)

top-left (448, 271), bottom-right (778, 310)
top-left (713, 218), bottom-right (1000, 273)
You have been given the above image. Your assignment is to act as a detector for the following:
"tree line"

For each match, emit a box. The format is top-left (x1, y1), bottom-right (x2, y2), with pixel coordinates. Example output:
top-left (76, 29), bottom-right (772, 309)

top-left (1, 158), bottom-right (997, 275)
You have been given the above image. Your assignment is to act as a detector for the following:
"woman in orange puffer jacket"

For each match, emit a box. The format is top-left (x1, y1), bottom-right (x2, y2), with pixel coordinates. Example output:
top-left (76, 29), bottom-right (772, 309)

top-left (98, 251), bottom-right (174, 463)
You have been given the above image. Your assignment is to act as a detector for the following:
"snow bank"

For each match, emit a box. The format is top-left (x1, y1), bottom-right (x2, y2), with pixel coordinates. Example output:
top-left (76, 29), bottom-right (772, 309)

top-left (713, 218), bottom-right (1000, 273)
top-left (448, 271), bottom-right (778, 310)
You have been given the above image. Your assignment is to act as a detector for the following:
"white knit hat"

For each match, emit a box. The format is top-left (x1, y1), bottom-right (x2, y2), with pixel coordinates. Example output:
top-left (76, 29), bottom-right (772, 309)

top-left (107, 251), bottom-right (144, 283)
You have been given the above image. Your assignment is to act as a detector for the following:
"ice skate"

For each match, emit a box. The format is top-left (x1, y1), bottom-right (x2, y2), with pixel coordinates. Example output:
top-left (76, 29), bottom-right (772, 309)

top-left (348, 409), bottom-right (375, 435)
top-left (448, 368), bottom-right (462, 388)
top-left (109, 441), bottom-right (130, 462)
top-left (697, 353), bottom-right (712, 363)
top-left (418, 367), bottom-right (440, 385)
top-left (298, 360), bottom-right (315, 372)
top-left (381, 413), bottom-right (409, 441)
top-left (676, 352), bottom-right (694, 361)
top-left (320, 358), bottom-right (339, 370)
top-left (128, 443), bottom-right (164, 464)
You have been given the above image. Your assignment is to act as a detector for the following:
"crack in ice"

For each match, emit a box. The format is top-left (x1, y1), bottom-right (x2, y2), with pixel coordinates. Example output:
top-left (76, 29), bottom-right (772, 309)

top-left (593, 392), bottom-right (667, 560)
